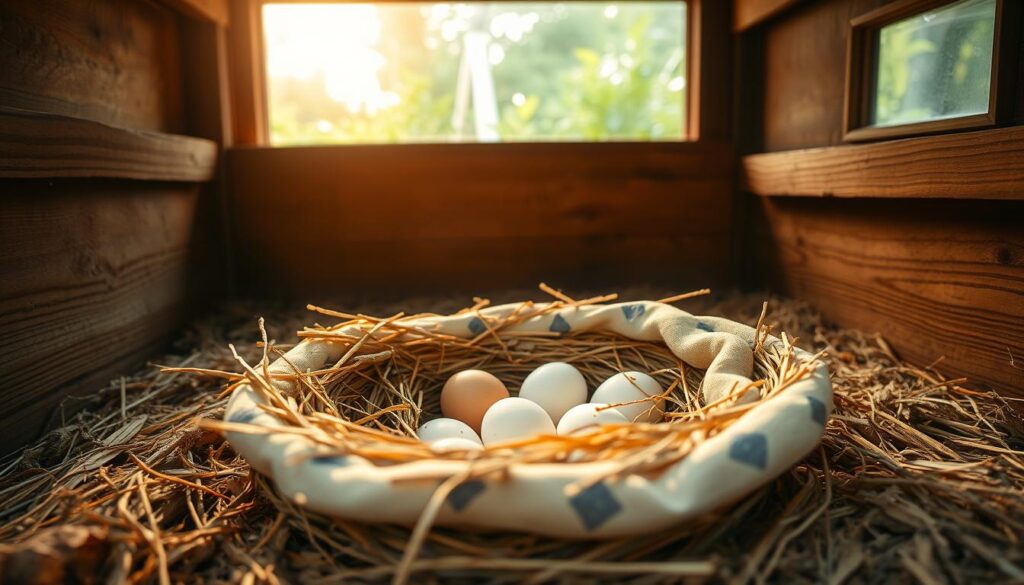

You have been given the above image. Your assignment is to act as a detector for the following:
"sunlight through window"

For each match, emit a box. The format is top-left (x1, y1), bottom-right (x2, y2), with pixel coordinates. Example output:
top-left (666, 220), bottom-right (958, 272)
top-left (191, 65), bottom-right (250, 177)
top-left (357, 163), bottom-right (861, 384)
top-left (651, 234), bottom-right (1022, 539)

top-left (262, 2), bottom-right (687, 145)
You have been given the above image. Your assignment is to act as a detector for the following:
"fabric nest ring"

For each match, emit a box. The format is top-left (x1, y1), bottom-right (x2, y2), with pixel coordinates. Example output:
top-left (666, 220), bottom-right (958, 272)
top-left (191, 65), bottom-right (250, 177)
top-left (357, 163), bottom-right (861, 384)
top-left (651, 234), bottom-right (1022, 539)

top-left (221, 298), bottom-right (832, 538)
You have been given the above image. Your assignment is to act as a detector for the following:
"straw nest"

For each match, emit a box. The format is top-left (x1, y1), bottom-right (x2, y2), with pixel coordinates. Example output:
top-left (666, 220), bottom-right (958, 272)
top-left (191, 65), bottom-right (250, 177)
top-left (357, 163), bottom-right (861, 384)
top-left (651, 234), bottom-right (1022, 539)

top-left (1, 287), bottom-right (1022, 585)
top-left (214, 286), bottom-right (810, 478)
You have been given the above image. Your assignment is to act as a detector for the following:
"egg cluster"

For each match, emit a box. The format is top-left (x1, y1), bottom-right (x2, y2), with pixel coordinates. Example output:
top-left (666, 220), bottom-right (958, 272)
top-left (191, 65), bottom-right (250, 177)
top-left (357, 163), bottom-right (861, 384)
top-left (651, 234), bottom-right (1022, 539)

top-left (416, 363), bottom-right (664, 452)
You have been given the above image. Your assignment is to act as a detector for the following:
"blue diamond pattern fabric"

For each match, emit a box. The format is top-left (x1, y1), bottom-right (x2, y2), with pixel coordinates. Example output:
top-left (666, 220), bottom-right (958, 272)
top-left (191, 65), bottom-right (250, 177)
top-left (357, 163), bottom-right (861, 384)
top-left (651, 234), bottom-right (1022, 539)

top-left (621, 304), bottom-right (646, 321)
top-left (549, 314), bottom-right (571, 334)
top-left (569, 482), bottom-right (623, 531)
top-left (228, 408), bottom-right (259, 424)
top-left (311, 455), bottom-right (348, 466)
top-left (468, 317), bottom-right (486, 335)
top-left (447, 480), bottom-right (487, 512)
top-left (807, 396), bottom-right (827, 426)
top-left (729, 433), bottom-right (768, 470)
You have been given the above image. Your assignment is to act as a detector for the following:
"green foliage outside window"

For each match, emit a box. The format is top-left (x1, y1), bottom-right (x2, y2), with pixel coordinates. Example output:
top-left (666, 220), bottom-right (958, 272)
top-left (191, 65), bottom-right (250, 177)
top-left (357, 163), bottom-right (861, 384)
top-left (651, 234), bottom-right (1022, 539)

top-left (873, 0), bottom-right (996, 127)
top-left (264, 2), bottom-right (687, 145)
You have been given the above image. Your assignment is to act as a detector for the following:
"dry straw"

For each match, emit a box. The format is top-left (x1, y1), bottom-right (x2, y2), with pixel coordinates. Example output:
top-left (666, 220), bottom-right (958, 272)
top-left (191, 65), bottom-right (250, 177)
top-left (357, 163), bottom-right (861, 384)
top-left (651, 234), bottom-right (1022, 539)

top-left (0, 288), bottom-right (1022, 585)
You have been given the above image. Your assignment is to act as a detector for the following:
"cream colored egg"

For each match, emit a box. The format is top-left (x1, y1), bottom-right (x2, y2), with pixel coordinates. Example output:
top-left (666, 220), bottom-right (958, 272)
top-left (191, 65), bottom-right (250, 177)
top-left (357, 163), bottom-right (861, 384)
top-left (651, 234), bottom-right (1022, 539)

top-left (430, 437), bottom-right (485, 453)
top-left (518, 362), bottom-right (588, 423)
top-left (480, 397), bottom-right (556, 446)
top-left (440, 370), bottom-right (510, 433)
top-left (557, 403), bottom-right (629, 435)
top-left (416, 418), bottom-right (482, 445)
top-left (591, 371), bottom-right (664, 422)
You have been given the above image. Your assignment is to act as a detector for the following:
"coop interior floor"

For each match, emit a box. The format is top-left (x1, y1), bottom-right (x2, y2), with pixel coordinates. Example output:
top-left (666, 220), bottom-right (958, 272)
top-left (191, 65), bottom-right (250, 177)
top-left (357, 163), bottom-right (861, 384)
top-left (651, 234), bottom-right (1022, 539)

top-left (0, 287), bottom-right (1021, 584)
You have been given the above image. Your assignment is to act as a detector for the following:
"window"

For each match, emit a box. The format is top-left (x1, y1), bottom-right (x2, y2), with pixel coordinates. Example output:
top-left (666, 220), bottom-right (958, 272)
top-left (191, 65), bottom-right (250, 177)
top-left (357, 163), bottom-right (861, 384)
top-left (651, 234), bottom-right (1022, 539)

top-left (844, 0), bottom-right (1016, 141)
top-left (261, 2), bottom-right (688, 145)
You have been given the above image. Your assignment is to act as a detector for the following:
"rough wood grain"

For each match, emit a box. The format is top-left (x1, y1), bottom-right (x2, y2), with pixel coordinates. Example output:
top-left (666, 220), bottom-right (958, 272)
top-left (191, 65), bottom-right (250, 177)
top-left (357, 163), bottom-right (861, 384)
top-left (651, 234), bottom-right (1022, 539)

top-left (228, 143), bottom-right (734, 297)
top-left (227, 0), bottom-right (266, 145)
top-left (734, 0), bottom-right (805, 31)
top-left (741, 126), bottom-right (1024, 199)
top-left (0, 0), bottom-right (184, 133)
top-left (159, 0), bottom-right (229, 25)
top-left (0, 180), bottom-right (204, 453)
top-left (0, 108), bottom-right (218, 182)
top-left (762, 0), bottom-right (883, 151)
top-left (752, 197), bottom-right (1024, 395)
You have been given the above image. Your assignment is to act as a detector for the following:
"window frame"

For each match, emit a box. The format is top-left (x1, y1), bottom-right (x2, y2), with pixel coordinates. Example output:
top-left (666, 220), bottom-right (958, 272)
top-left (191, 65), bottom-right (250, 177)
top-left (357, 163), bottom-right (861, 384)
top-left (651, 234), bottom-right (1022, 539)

top-left (229, 0), bottom-right (703, 147)
top-left (842, 0), bottom-right (1020, 143)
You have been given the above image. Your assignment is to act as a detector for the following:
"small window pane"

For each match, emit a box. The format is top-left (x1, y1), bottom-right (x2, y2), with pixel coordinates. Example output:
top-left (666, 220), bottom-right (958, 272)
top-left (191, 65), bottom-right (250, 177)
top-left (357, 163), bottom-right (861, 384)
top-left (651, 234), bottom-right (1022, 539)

top-left (871, 0), bottom-right (996, 127)
top-left (263, 2), bottom-right (687, 145)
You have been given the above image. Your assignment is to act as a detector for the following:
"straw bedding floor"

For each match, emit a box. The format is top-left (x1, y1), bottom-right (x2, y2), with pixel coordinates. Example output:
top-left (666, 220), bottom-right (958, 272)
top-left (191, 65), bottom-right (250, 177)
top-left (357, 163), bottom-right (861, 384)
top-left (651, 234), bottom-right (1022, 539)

top-left (0, 288), bottom-right (1022, 584)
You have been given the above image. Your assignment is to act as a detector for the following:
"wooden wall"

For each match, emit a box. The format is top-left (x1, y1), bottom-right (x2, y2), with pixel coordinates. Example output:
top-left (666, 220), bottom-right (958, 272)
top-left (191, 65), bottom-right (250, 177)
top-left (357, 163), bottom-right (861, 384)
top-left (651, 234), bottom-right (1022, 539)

top-left (0, 0), bottom-right (185, 133)
top-left (0, 0), bottom-right (224, 452)
top-left (228, 142), bottom-right (734, 299)
top-left (736, 0), bottom-right (1024, 396)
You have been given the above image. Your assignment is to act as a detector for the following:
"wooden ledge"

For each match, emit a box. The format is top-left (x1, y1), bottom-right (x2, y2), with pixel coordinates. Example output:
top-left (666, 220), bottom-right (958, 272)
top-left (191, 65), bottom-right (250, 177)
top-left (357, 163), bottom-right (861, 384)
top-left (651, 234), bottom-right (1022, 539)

top-left (741, 126), bottom-right (1024, 200)
top-left (734, 0), bottom-right (804, 32)
top-left (158, 0), bottom-right (229, 26)
top-left (0, 107), bottom-right (218, 182)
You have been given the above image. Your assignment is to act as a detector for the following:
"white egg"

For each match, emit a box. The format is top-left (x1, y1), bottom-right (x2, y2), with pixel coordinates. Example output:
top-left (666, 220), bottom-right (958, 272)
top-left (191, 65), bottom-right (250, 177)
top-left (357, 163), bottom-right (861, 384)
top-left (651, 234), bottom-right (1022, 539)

top-left (480, 397), bottom-right (556, 446)
top-left (518, 362), bottom-right (588, 423)
top-left (557, 403), bottom-right (629, 435)
top-left (430, 437), bottom-right (484, 453)
top-left (416, 418), bottom-right (482, 445)
top-left (591, 371), bottom-right (664, 422)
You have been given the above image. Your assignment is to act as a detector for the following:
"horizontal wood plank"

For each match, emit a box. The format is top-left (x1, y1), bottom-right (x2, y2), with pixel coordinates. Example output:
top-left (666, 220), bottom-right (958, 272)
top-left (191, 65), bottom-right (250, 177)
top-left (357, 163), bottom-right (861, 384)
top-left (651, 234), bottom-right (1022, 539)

top-left (0, 180), bottom-right (205, 453)
top-left (752, 197), bottom-right (1024, 395)
top-left (228, 143), bottom-right (734, 297)
top-left (241, 233), bottom-right (733, 300)
top-left (734, 0), bottom-right (805, 31)
top-left (741, 126), bottom-right (1024, 200)
top-left (0, 0), bottom-right (185, 133)
top-left (0, 108), bottom-right (218, 182)
top-left (159, 0), bottom-right (229, 25)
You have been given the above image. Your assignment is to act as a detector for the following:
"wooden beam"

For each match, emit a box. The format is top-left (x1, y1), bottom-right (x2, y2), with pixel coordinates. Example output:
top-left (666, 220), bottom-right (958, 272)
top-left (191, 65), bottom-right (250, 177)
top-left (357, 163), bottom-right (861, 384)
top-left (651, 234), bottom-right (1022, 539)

top-left (227, 0), bottom-right (267, 145)
top-left (741, 126), bottom-right (1024, 200)
top-left (158, 0), bottom-right (229, 25)
top-left (0, 107), bottom-right (218, 182)
top-left (752, 197), bottom-right (1024, 395)
top-left (734, 0), bottom-right (804, 31)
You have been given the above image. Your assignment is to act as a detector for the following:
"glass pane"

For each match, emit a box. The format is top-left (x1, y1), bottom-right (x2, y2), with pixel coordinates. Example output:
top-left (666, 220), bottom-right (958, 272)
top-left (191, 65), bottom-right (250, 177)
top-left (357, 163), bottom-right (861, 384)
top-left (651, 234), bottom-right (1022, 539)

top-left (263, 2), bottom-right (687, 145)
top-left (872, 0), bottom-right (996, 127)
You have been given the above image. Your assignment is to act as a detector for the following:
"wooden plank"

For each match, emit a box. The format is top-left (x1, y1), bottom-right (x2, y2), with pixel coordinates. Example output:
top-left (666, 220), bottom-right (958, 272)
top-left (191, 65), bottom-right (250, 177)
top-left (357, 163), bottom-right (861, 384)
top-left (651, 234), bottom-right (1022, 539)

top-left (741, 126), bottom-right (1024, 200)
top-left (693, 0), bottom-right (734, 141)
top-left (734, 0), bottom-right (805, 31)
top-left (0, 108), bottom-right (218, 182)
top-left (239, 233), bottom-right (732, 300)
top-left (181, 19), bottom-right (235, 295)
top-left (752, 197), bottom-right (1024, 395)
top-left (762, 0), bottom-right (884, 151)
top-left (0, 180), bottom-right (204, 453)
top-left (228, 142), bottom-right (734, 297)
top-left (0, 0), bottom-right (184, 133)
top-left (159, 0), bottom-right (229, 25)
top-left (227, 0), bottom-right (267, 145)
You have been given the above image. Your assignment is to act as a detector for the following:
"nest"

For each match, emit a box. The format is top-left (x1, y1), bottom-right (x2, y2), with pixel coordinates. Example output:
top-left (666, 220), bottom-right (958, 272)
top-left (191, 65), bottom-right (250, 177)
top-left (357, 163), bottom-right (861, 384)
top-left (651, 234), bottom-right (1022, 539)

top-left (0, 288), bottom-right (1022, 585)
top-left (212, 287), bottom-right (807, 475)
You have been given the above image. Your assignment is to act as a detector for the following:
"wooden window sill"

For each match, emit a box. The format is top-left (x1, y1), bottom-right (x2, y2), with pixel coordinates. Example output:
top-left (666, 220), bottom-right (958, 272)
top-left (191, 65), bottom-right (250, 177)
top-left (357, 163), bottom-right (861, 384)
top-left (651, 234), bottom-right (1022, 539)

top-left (741, 125), bottom-right (1024, 200)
